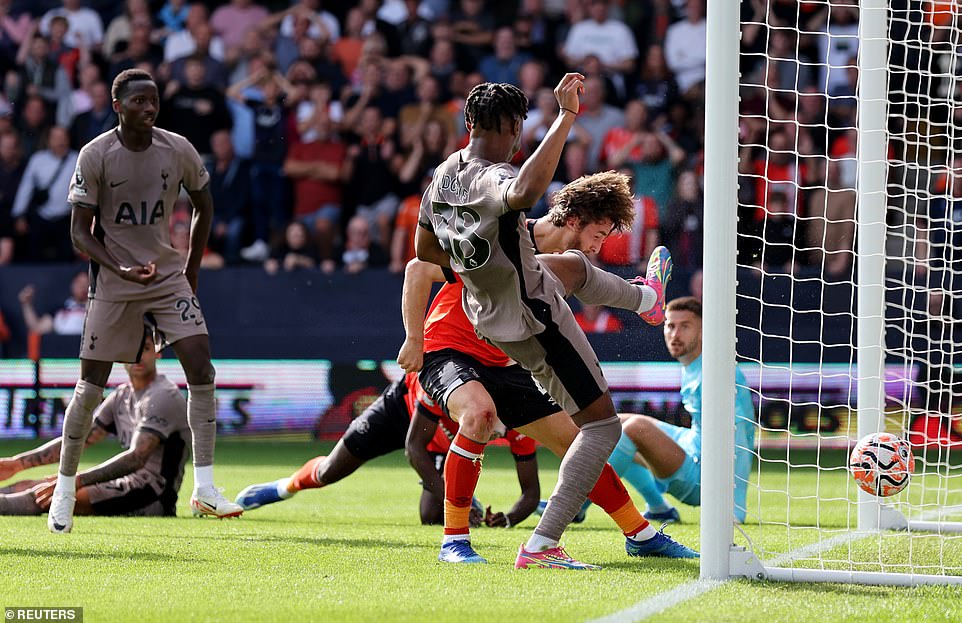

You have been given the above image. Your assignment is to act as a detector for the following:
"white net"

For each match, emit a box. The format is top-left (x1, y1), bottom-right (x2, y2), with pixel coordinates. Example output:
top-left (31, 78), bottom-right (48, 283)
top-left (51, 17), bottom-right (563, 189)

top-left (734, 0), bottom-right (962, 580)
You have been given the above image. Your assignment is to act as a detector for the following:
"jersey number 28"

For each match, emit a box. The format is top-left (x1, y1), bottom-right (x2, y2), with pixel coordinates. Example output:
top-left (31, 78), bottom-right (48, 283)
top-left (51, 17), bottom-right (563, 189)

top-left (431, 201), bottom-right (491, 269)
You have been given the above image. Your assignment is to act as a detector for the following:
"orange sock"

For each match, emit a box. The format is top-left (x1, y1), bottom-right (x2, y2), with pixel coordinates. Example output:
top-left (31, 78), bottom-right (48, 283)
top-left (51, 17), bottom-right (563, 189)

top-left (443, 434), bottom-right (486, 537)
top-left (588, 463), bottom-right (649, 536)
top-left (288, 455), bottom-right (327, 492)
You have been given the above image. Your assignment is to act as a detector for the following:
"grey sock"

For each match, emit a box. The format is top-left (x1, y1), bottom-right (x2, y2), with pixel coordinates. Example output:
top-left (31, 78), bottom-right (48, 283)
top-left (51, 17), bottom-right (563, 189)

top-left (565, 251), bottom-right (646, 311)
top-left (533, 415), bottom-right (622, 542)
top-left (188, 383), bottom-right (216, 467)
top-left (0, 491), bottom-right (43, 515)
top-left (58, 380), bottom-right (104, 477)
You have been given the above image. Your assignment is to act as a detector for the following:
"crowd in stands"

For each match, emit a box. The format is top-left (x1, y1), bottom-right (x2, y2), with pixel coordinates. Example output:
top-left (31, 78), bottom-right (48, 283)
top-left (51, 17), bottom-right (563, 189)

top-left (0, 0), bottom-right (871, 287)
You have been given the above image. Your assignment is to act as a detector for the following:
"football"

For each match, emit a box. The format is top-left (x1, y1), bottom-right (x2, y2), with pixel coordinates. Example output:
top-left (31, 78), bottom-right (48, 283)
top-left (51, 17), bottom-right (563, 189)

top-left (849, 432), bottom-right (915, 497)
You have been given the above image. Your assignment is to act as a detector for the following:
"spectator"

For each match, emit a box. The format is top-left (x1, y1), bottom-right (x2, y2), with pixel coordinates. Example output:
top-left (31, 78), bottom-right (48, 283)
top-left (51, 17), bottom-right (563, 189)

top-left (343, 106), bottom-right (398, 252)
top-left (11, 125), bottom-right (76, 262)
top-left (157, 0), bottom-right (190, 38)
top-left (397, 73), bottom-right (455, 149)
top-left (808, 0), bottom-right (859, 95)
top-left (479, 26), bottom-right (531, 86)
top-left (69, 81), bottom-right (116, 150)
top-left (207, 130), bottom-right (250, 264)
top-left (229, 67), bottom-right (294, 262)
top-left (759, 191), bottom-right (803, 274)
top-left (331, 7), bottom-right (366, 80)
top-left (521, 86), bottom-right (591, 155)
top-left (450, 0), bottom-right (496, 67)
top-left (0, 0), bottom-right (33, 68)
top-left (15, 95), bottom-right (51, 159)
top-left (164, 4), bottom-right (225, 65)
top-left (395, 0), bottom-right (433, 58)
top-left (68, 63), bottom-right (102, 121)
top-left (689, 269), bottom-right (703, 301)
top-left (44, 15), bottom-right (84, 88)
top-left (562, 0), bottom-right (638, 79)
top-left (264, 221), bottom-right (319, 275)
top-left (0, 131), bottom-right (22, 265)
top-left (160, 56), bottom-right (232, 157)
top-left (11, 32), bottom-right (71, 126)
top-left (225, 27), bottom-right (268, 85)
top-left (517, 58), bottom-right (547, 103)
top-left (17, 271), bottom-right (88, 336)
top-left (393, 117), bottom-right (452, 198)
top-left (274, 0), bottom-right (340, 44)
top-left (629, 129), bottom-right (686, 217)
top-left (806, 130), bottom-right (856, 276)
top-left (660, 169), bottom-right (703, 272)
top-left (575, 76), bottom-right (624, 171)
top-left (600, 98), bottom-right (649, 169)
top-left (107, 16), bottom-right (164, 80)
top-left (574, 304), bottom-right (623, 334)
top-left (102, 0), bottom-right (152, 59)
top-left (633, 44), bottom-right (679, 119)
top-left (295, 81), bottom-right (343, 142)
top-left (515, 0), bottom-right (564, 73)
top-left (337, 213), bottom-right (387, 274)
top-left (766, 28), bottom-right (814, 93)
top-left (664, 0), bottom-right (707, 98)
top-left (168, 21), bottom-right (228, 89)
top-left (39, 0), bottom-right (103, 51)
top-left (389, 173), bottom-right (431, 274)
top-left (284, 112), bottom-right (347, 271)
top-left (211, 0), bottom-right (269, 53)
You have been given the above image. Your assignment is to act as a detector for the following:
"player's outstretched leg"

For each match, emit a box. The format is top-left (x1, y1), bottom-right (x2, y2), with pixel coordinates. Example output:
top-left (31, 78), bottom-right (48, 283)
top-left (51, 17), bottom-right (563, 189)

top-left (438, 433), bottom-right (487, 564)
top-left (514, 543), bottom-right (600, 570)
top-left (236, 455), bottom-right (327, 510)
top-left (49, 376), bottom-right (106, 534)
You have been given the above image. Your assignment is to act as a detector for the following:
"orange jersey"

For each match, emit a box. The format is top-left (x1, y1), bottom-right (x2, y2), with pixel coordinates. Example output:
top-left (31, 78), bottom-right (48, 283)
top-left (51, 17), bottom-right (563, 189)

top-left (403, 371), bottom-right (444, 420)
top-left (423, 277), bottom-right (512, 368)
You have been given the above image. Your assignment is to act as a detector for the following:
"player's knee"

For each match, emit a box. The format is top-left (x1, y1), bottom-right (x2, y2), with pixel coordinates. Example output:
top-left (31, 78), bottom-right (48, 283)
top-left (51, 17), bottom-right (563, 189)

top-left (459, 405), bottom-right (497, 440)
top-left (187, 362), bottom-right (216, 386)
top-left (622, 415), bottom-right (654, 446)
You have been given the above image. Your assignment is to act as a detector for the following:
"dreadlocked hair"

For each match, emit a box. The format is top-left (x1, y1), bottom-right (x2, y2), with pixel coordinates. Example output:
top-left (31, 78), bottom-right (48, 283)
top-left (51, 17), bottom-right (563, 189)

top-left (548, 170), bottom-right (636, 232)
top-left (464, 82), bottom-right (528, 133)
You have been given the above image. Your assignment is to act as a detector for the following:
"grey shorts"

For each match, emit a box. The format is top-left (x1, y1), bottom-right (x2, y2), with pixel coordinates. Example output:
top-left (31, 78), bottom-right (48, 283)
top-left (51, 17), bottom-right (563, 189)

top-left (490, 300), bottom-right (607, 416)
top-left (86, 470), bottom-right (169, 517)
top-left (81, 282), bottom-right (208, 363)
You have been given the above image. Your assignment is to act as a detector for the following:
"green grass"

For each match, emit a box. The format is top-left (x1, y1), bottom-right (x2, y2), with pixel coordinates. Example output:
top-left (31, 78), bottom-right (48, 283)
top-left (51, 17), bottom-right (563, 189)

top-left (0, 440), bottom-right (960, 622)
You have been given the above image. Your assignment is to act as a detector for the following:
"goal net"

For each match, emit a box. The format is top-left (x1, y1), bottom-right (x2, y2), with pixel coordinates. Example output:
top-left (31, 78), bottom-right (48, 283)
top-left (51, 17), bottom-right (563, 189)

top-left (701, 0), bottom-right (962, 585)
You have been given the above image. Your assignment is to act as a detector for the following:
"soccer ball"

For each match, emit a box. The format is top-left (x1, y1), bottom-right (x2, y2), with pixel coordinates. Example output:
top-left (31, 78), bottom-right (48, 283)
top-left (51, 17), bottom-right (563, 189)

top-left (849, 432), bottom-right (915, 497)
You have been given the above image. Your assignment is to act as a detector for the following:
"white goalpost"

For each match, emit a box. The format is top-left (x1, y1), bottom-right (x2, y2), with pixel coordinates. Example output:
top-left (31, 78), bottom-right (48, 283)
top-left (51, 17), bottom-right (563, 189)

top-left (702, 0), bottom-right (962, 586)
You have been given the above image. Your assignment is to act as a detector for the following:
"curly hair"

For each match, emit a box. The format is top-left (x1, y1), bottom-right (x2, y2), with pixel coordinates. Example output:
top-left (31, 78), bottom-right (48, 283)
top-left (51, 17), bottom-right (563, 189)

top-left (464, 82), bottom-right (528, 133)
top-left (112, 68), bottom-right (154, 101)
top-left (547, 170), bottom-right (635, 232)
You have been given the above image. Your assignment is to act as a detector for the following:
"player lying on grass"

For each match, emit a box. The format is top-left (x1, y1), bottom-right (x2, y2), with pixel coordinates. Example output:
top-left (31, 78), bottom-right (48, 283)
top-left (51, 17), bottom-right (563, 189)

top-left (234, 371), bottom-right (539, 528)
top-left (536, 297), bottom-right (757, 526)
top-left (401, 168), bottom-right (697, 568)
top-left (0, 331), bottom-right (190, 517)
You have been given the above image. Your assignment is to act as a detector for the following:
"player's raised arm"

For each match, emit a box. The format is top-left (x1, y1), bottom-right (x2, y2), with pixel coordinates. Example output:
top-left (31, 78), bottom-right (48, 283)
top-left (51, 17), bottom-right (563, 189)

top-left (184, 187), bottom-right (214, 293)
top-left (398, 258), bottom-right (447, 373)
top-left (505, 73), bottom-right (584, 211)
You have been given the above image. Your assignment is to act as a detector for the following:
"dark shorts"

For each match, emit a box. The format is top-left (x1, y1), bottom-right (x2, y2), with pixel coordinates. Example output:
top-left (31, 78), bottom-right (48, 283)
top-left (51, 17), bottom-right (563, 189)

top-left (87, 471), bottom-right (171, 517)
top-left (418, 349), bottom-right (562, 430)
top-left (340, 378), bottom-right (410, 461)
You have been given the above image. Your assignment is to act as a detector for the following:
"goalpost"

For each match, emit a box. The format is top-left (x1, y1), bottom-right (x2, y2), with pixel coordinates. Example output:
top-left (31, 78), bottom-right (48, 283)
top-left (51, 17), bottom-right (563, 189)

top-left (702, 0), bottom-right (962, 585)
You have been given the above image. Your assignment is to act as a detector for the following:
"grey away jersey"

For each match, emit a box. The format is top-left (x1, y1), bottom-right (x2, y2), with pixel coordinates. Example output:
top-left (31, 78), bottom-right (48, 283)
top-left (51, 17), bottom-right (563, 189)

top-left (418, 150), bottom-right (566, 342)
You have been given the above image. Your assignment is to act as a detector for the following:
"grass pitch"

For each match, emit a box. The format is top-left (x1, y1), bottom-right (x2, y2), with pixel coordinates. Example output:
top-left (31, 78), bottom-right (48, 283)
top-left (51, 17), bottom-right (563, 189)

top-left (0, 440), bottom-right (959, 622)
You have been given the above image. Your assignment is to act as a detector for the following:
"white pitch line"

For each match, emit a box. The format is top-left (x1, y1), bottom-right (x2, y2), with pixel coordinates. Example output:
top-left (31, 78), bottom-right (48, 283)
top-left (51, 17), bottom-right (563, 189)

top-left (584, 531), bottom-right (867, 623)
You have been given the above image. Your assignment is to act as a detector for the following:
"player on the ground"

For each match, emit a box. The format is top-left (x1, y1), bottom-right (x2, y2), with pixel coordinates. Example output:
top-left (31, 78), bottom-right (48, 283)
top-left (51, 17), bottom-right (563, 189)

top-left (608, 297), bottom-right (756, 524)
top-left (0, 331), bottom-right (190, 517)
top-left (406, 164), bottom-right (696, 567)
top-left (233, 371), bottom-right (540, 528)
top-left (47, 68), bottom-right (242, 534)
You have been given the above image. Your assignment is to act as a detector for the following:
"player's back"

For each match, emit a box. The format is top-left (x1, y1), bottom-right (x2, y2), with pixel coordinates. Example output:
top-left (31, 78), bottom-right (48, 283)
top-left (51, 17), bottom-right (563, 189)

top-left (68, 127), bottom-right (209, 302)
top-left (420, 151), bottom-right (563, 342)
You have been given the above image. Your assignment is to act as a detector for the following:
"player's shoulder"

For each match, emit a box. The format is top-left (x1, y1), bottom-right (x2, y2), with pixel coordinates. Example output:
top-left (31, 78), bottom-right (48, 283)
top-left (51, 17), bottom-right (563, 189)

top-left (151, 127), bottom-right (192, 150)
top-left (78, 129), bottom-right (122, 158)
top-left (149, 375), bottom-right (188, 405)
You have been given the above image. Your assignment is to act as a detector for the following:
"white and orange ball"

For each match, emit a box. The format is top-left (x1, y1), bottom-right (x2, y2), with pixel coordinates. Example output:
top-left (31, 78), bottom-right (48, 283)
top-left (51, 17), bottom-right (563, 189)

top-left (849, 432), bottom-right (915, 497)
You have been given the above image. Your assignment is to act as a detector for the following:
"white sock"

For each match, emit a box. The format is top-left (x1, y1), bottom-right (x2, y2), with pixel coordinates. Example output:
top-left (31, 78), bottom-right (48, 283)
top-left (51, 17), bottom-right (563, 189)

top-left (194, 464), bottom-right (214, 489)
top-left (628, 524), bottom-right (658, 541)
top-left (635, 284), bottom-right (658, 314)
top-left (525, 532), bottom-right (559, 552)
top-left (442, 533), bottom-right (469, 545)
top-left (56, 473), bottom-right (76, 496)
top-left (276, 478), bottom-right (294, 499)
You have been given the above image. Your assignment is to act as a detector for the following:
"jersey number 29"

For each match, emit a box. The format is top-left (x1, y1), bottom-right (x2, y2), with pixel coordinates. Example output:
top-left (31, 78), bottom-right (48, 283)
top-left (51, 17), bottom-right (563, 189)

top-left (431, 201), bottom-right (491, 269)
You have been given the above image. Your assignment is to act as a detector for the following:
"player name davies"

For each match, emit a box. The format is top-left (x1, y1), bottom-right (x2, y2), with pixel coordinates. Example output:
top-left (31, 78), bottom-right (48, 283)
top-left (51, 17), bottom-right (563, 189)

top-left (114, 200), bottom-right (165, 225)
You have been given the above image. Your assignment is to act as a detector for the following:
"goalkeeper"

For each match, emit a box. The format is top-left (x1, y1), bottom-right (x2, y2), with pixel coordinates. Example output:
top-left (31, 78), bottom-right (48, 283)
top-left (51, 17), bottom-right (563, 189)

top-left (610, 296), bottom-right (756, 524)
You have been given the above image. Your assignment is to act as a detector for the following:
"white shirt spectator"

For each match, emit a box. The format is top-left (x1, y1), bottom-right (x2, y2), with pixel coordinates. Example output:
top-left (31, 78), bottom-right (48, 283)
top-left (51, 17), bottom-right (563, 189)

top-left (280, 10), bottom-right (340, 43)
top-left (664, 17), bottom-right (707, 93)
top-left (816, 23), bottom-right (858, 95)
top-left (11, 149), bottom-right (78, 222)
top-left (164, 30), bottom-right (226, 63)
top-left (562, 18), bottom-right (638, 69)
top-left (40, 7), bottom-right (103, 48)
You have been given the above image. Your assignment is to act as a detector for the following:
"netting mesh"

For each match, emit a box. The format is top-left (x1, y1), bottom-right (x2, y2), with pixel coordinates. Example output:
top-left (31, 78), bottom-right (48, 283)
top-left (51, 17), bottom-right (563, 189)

top-left (734, 0), bottom-right (962, 578)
